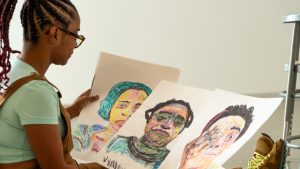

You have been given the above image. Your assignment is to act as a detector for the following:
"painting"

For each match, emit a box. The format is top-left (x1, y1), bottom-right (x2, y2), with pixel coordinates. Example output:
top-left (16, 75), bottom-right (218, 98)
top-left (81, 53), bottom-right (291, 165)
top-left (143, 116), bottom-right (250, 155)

top-left (71, 52), bottom-right (180, 162)
top-left (106, 99), bottom-right (194, 169)
top-left (158, 89), bottom-right (282, 169)
top-left (73, 81), bottom-right (152, 152)
top-left (98, 81), bottom-right (213, 169)
top-left (179, 104), bottom-right (254, 169)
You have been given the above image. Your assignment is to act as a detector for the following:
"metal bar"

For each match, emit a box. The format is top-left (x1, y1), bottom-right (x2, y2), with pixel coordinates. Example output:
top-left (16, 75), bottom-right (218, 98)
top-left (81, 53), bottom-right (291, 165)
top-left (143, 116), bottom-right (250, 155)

top-left (283, 14), bottom-right (300, 23)
top-left (287, 135), bottom-right (300, 149)
top-left (283, 22), bottom-right (300, 142)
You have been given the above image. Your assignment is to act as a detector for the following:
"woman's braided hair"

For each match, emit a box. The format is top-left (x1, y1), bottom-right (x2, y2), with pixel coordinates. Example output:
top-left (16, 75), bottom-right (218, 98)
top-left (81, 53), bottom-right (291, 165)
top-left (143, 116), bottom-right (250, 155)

top-left (0, 0), bottom-right (78, 89)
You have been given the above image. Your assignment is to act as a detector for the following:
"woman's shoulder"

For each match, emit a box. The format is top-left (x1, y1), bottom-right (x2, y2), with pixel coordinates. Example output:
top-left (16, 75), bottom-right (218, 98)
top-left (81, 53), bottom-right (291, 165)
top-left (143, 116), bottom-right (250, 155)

top-left (19, 80), bottom-right (58, 97)
top-left (6, 79), bottom-right (60, 110)
top-left (0, 78), bottom-right (61, 127)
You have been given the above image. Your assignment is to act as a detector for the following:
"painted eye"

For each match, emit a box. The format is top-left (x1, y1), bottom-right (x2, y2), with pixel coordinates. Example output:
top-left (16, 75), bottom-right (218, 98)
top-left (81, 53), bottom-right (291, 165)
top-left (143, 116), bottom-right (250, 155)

top-left (224, 134), bottom-right (236, 142)
top-left (117, 103), bottom-right (128, 109)
top-left (155, 114), bottom-right (167, 121)
top-left (132, 104), bottom-right (141, 112)
top-left (173, 117), bottom-right (184, 127)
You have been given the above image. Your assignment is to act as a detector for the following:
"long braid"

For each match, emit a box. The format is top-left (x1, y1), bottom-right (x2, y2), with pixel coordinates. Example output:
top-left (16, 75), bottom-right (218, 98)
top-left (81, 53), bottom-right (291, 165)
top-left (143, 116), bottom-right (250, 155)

top-left (28, 1), bottom-right (39, 42)
top-left (0, 0), bottom-right (20, 90)
top-left (0, 0), bottom-right (78, 90)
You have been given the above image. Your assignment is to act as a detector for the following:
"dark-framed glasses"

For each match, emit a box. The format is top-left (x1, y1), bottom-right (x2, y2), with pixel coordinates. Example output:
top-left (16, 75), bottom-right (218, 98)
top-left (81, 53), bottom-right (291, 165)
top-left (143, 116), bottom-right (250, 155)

top-left (58, 27), bottom-right (85, 48)
top-left (153, 111), bottom-right (186, 128)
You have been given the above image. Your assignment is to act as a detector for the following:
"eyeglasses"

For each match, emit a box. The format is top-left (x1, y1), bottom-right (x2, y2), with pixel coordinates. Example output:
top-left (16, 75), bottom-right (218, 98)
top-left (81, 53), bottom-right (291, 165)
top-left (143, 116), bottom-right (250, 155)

top-left (153, 111), bottom-right (186, 128)
top-left (58, 27), bottom-right (85, 48)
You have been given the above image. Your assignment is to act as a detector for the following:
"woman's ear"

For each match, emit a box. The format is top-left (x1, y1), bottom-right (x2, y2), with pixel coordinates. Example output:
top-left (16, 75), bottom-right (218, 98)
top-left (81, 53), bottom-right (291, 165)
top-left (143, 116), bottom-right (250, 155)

top-left (47, 26), bottom-right (60, 45)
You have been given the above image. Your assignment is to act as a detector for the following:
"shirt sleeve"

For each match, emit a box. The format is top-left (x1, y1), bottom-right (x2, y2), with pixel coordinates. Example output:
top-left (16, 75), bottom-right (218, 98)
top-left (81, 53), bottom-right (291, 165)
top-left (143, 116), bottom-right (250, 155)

top-left (14, 81), bottom-right (60, 125)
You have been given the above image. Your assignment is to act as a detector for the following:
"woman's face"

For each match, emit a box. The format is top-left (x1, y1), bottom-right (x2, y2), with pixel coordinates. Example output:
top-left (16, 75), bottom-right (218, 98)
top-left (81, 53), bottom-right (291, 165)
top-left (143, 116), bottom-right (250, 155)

top-left (109, 89), bottom-right (148, 130)
top-left (50, 13), bottom-right (81, 65)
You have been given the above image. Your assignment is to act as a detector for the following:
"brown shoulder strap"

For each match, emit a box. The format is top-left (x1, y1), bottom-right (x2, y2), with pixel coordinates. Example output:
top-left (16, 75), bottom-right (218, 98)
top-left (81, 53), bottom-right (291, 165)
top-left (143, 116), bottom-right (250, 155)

top-left (0, 72), bottom-right (61, 106)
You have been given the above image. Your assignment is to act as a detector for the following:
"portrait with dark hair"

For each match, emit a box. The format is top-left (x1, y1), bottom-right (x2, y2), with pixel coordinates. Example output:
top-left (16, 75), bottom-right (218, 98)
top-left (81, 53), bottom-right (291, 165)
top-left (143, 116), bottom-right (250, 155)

top-left (179, 105), bottom-right (254, 169)
top-left (105, 99), bottom-right (194, 169)
top-left (97, 84), bottom-right (282, 169)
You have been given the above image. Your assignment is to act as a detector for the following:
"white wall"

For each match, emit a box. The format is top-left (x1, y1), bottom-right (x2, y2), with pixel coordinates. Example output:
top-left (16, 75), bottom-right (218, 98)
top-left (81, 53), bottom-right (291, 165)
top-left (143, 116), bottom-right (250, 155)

top-left (9, 0), bottom-right (300, 104)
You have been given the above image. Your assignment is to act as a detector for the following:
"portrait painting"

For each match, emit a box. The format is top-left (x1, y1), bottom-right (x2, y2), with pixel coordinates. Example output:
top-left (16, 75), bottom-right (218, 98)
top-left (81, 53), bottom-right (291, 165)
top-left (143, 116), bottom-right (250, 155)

top-left (158, 89), bottom-right (282, 169)
top-left (72, 81), bottom-right (152, 152)
top-left (98, 81), bottom-right (213, 169)
top-left (71, 53), bottom-right (180, 162)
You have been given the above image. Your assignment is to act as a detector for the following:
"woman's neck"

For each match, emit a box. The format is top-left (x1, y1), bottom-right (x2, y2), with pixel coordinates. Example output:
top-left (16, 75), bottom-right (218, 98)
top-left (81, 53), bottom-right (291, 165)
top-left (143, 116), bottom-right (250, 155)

top-left (20, 42), bottom-right (51, 77)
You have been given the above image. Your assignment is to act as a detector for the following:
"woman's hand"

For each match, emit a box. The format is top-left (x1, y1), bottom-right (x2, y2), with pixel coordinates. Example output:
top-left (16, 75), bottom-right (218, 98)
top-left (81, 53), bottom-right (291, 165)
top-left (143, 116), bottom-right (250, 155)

top-left (66, 89), bottom-right (99, 119)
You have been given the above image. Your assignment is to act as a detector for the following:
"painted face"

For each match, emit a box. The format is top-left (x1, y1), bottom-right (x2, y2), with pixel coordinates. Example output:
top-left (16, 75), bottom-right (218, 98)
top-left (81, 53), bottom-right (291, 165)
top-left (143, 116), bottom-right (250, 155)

top-left (186, 115), bottom-right (245, 162)
top-left (109, 89), bottom-right (148, 130)
top-left (144, 103), bottom-right (188, 147)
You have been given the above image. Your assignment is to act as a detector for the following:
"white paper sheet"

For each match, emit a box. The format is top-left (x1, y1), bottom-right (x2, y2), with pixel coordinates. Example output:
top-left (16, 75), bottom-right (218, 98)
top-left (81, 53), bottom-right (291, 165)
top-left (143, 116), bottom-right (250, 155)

top-left (98, 81), bottom-right (213, 169)
top-left (159, 89), bottom-right (282, 169)
top-left (71, 52), bottom-right (180, 162)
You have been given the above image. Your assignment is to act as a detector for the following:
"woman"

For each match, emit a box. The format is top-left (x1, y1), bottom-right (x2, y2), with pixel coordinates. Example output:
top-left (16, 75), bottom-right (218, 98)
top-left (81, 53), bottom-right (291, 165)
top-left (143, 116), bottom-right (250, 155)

top-left (0, 0), bottom-right (106, 168)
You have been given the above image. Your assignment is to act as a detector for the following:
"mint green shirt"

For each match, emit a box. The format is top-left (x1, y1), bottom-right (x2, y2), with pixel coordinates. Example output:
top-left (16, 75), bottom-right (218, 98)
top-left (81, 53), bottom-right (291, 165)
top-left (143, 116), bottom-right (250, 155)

top-left (0, 57), bottom-right (66, 163)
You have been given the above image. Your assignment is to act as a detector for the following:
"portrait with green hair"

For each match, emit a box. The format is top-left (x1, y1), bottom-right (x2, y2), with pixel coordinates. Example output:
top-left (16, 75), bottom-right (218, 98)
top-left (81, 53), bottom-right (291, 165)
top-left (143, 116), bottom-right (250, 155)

top-left (98, 81), bottom-right (152, 129)
top-left (73, 81), bottom-right (152, 153)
